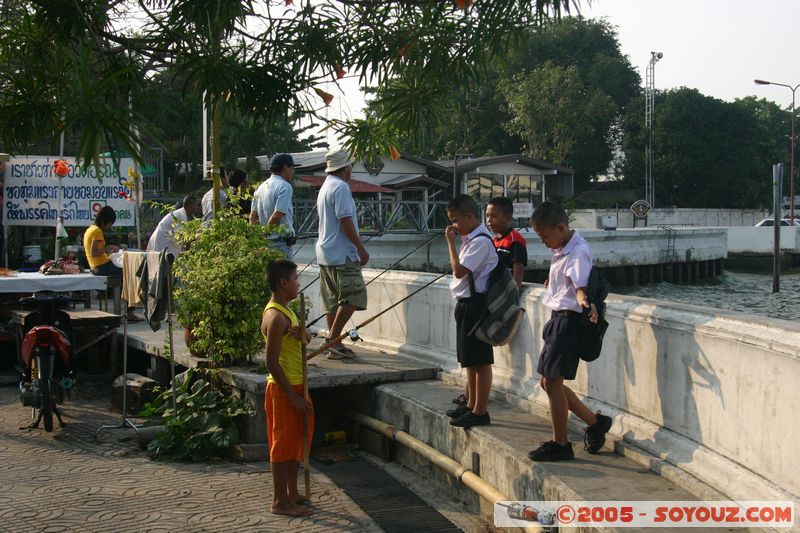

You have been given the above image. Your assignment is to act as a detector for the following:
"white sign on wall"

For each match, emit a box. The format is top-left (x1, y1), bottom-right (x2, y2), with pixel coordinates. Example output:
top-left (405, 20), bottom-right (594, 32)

top-left (3, 156), bottom-right (136, 227)
top-left (512, 202), bottom-right (533, 219)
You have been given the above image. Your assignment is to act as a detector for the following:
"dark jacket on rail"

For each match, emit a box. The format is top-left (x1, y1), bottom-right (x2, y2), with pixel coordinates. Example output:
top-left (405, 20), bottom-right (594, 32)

top-left (136, 249), bottom-right (172, 331)
top-left (577, 268), bottom-right (610, 362)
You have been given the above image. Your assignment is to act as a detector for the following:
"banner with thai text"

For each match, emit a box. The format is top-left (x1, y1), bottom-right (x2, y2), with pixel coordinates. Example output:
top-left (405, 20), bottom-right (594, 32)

top-left (2, 156), bottom-right (136, 227)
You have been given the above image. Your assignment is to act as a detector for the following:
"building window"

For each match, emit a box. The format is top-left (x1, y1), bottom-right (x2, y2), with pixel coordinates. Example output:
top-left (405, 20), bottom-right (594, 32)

top-left (466, 173), bottom-right (503, 202)
top-left (506, 174), bottom-right (542, 204)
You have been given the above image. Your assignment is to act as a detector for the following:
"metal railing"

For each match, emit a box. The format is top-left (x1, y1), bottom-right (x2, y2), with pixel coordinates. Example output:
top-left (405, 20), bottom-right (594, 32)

top-left (140, 147), bottom-right (164, 194)
top-left (294, 199), bottom-right (451, 235)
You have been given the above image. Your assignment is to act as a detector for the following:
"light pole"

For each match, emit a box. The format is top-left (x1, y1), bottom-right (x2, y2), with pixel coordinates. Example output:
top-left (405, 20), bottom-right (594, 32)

top-left (453, 153), bottom-right (472, 197)
top-left (645, 51), bottom-right (663, 208)
top-left (755, 79), bottom-right (799, 223)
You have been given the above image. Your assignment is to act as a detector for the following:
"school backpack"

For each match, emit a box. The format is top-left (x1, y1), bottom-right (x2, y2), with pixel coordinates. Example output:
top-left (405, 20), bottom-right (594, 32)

top-left (577, 268), bottom-right (611, 362)
top-left (466, 234), bottom-right (526, 346)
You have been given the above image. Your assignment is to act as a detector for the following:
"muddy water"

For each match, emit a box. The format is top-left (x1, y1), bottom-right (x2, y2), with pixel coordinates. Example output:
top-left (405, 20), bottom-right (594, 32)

top-left (617, 270), bottom-right (800, 321)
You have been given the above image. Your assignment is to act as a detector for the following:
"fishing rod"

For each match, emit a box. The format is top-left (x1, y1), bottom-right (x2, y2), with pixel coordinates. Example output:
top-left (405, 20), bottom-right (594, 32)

top-left (297, 228), bottom-right (384, 287)
top-left (303, 269), bottom-right (450, 361)
top-left (304, 228), bottom-right (446, 328)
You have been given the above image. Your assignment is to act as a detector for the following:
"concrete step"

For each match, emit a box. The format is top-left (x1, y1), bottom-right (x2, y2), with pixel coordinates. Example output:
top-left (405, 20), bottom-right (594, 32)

top-left (369, 380), bottom-right (749, 533)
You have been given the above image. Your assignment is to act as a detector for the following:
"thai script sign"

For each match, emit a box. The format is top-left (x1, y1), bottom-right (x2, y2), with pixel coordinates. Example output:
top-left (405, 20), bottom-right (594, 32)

top-left (2, 156), bottom-right (136, 227)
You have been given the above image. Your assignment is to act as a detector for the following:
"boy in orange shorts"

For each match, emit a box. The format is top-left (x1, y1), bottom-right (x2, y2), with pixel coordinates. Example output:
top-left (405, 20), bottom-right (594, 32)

top-left (262, 259), bottom-right (314, 516)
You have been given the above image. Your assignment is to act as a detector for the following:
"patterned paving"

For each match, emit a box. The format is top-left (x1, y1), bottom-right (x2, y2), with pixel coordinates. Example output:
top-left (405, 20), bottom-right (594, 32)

top-left (0, 382), bottom-right (382, 533)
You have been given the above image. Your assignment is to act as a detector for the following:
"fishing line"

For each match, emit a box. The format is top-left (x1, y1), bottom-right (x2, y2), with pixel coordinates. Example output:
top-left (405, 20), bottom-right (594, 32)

top-left (304, 229), bottom-right (446, 328)
top-left (303, 269), bottom-right (450, 361)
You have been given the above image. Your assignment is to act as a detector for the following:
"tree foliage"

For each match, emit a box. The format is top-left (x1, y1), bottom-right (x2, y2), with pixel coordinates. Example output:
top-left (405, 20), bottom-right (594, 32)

top-left (620, 88), bottom-right (782, 208)
top-left (499, 62), bottom-right (616, 168)
top-left (364, 16), bottom-right (640, 190)
top-left (0, 0), bottom-right (579, 165)
top-left (137, 68), bottom-right (324, 186)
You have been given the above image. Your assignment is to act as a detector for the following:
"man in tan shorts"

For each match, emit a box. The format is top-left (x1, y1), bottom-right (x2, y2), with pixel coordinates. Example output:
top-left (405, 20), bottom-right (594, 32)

top-left (315, 148), bottom-right (369, 359)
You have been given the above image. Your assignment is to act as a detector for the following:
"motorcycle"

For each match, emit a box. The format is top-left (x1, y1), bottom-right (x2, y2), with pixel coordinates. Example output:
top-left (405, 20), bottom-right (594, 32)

top-left (18, 290), bottom-right (75, 432)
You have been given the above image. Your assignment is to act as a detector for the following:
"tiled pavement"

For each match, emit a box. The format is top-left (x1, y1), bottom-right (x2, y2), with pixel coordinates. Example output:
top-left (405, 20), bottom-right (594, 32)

top-left (0, 381), bottom-right (382, 533)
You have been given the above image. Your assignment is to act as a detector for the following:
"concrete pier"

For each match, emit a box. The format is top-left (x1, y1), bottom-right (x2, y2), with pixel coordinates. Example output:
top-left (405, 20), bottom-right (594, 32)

top-left (123, 321), bottom-right (438, 444)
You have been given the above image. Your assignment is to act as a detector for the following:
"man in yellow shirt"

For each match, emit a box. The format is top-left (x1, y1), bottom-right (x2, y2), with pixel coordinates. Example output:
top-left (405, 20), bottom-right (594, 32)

top-left (262, 259), bottom-right (313, 516)
top-left (83, 206), bottom-right (141, 320)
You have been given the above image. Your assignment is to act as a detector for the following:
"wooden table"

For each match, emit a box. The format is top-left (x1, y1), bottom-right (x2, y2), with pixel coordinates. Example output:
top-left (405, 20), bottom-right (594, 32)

top-left (10, 308), bottom-right (122, 373)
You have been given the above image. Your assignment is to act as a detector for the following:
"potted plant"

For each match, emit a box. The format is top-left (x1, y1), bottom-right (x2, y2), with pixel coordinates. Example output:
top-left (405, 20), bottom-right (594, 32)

top-left (174, 206), bottom-right (285, 366)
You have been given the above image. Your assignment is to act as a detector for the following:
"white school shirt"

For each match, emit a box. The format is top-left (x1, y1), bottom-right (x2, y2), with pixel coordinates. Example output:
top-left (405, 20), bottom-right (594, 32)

top-left (449, 224), bottom-right (498, 300)
top-left (251, 175), bottom-right (295, 237)
top-left (147, 207), bottom-right (189, 256)
top-left (315, 174), bottom-right (359, 266)
top-left (542, 230), bottom-right (592, 312)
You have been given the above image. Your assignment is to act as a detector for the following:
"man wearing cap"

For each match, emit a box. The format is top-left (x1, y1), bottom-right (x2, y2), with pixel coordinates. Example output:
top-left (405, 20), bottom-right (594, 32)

top-left (315, 148), bottom-right (369, 360)
top-left (250, 153), bottom-right (297, 256)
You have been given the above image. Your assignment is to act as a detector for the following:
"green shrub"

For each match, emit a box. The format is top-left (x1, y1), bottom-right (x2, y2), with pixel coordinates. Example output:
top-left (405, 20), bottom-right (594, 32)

top-left (174, 205), bottom-right (285, 365)
top-left (139, 369), bottom-right (254, 461)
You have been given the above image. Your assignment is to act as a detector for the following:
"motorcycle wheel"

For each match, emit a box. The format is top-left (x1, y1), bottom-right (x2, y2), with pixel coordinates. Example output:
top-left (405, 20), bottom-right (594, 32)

top-left (39, 379), bottom-right (53, 432)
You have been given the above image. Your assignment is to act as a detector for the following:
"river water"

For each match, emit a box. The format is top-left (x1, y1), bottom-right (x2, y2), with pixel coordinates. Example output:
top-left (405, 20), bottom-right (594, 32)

top-left (617, 270), bottom-right (800, 321)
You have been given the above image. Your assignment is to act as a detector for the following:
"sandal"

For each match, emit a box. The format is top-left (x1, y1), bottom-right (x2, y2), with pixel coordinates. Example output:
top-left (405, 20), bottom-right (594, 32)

top-left (452, 394), bottom-right (467, 406)
top-left (324, 338), bottom-right (357, 360)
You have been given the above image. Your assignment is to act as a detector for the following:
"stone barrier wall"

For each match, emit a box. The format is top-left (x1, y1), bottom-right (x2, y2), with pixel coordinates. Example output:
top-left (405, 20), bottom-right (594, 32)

top-left (300, 266), bottom-right (800, 506)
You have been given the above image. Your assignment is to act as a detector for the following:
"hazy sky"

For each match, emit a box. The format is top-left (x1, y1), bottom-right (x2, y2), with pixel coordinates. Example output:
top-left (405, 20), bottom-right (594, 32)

top-left (324, 0), bottom-right (800, 131)
top-left (582, 0), bottom-right (800, 106)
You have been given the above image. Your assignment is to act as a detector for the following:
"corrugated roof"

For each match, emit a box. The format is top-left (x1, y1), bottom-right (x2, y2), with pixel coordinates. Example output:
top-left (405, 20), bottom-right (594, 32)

top-left (299, 175), bottom-right (395, 193)
top-left (380, 174), bottom-right (449, 188)
top-left (436, 154), bottom-right (574, 174)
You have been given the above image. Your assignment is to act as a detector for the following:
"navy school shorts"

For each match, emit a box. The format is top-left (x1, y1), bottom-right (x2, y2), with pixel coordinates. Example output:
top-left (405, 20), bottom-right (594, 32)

top-left (454, 298), bottom-right (494, 368)
top-left (537, 310), bottom-right (582, 380)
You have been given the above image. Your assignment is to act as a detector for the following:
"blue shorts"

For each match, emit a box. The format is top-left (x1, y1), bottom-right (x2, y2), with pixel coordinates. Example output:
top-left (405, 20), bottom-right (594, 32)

top-left (537, 310), bottom-right (581, 380)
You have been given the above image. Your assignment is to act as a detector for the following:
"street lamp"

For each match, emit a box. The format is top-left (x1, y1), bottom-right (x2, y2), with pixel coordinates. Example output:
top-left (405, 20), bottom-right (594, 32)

top-left (453, 153), bottom-right (472, 197)
top-left (645, 51), bottom-right (663, 208)
top-left (754, 78), bottom-right (799, 223)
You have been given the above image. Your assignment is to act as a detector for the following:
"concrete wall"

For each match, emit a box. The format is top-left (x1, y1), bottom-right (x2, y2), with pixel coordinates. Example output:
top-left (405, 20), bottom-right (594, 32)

top-left (293, 227), bottom-right (727, 271)
top-left (726, 226), bottom-right (800, 253)
top-left (573, 208), bottom-right (770, 229)
top-left (299, 267), bottom-right (800, 507)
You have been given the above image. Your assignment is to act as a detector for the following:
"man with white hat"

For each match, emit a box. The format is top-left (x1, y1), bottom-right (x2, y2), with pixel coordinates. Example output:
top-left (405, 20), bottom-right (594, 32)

top-left (315, 147), bottom-right (369, 359)
top-left (250, 153), bottom-right (298, 256)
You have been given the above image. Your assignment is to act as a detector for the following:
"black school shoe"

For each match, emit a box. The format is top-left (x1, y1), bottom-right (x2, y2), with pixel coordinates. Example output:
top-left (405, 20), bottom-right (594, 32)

top-left (446, 404), bottom-right (471, 419)
top-left (528, 441), bottom-right (574, 462)
top-left (449, 411), bottom-right (490, 428)
top-left (584, 412), bottom-right (613, 454)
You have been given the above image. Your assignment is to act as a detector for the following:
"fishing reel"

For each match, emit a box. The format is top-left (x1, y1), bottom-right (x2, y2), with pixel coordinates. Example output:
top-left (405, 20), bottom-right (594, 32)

top-left (348, 328), bottom-right (363, 342)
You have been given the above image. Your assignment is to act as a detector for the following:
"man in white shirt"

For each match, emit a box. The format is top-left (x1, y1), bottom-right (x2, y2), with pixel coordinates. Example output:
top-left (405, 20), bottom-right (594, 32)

top-left (147, 196), bottom-right (200, 256)
top-left (315, 148), bottom-right (369, 360)
top-left (250, 153), bottom-right (297, 256)
top-left (201, 166), bottom-right (228, 222)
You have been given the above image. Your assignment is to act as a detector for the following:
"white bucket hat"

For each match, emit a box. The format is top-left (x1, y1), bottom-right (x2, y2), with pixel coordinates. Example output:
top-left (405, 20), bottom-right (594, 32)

top-left (325, 147), bottom-right (353, 173)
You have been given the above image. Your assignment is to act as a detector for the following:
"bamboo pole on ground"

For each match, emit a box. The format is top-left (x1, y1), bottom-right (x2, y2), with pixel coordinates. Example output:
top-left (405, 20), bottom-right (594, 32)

top-left (300, 293), bottom-right (311, 500)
